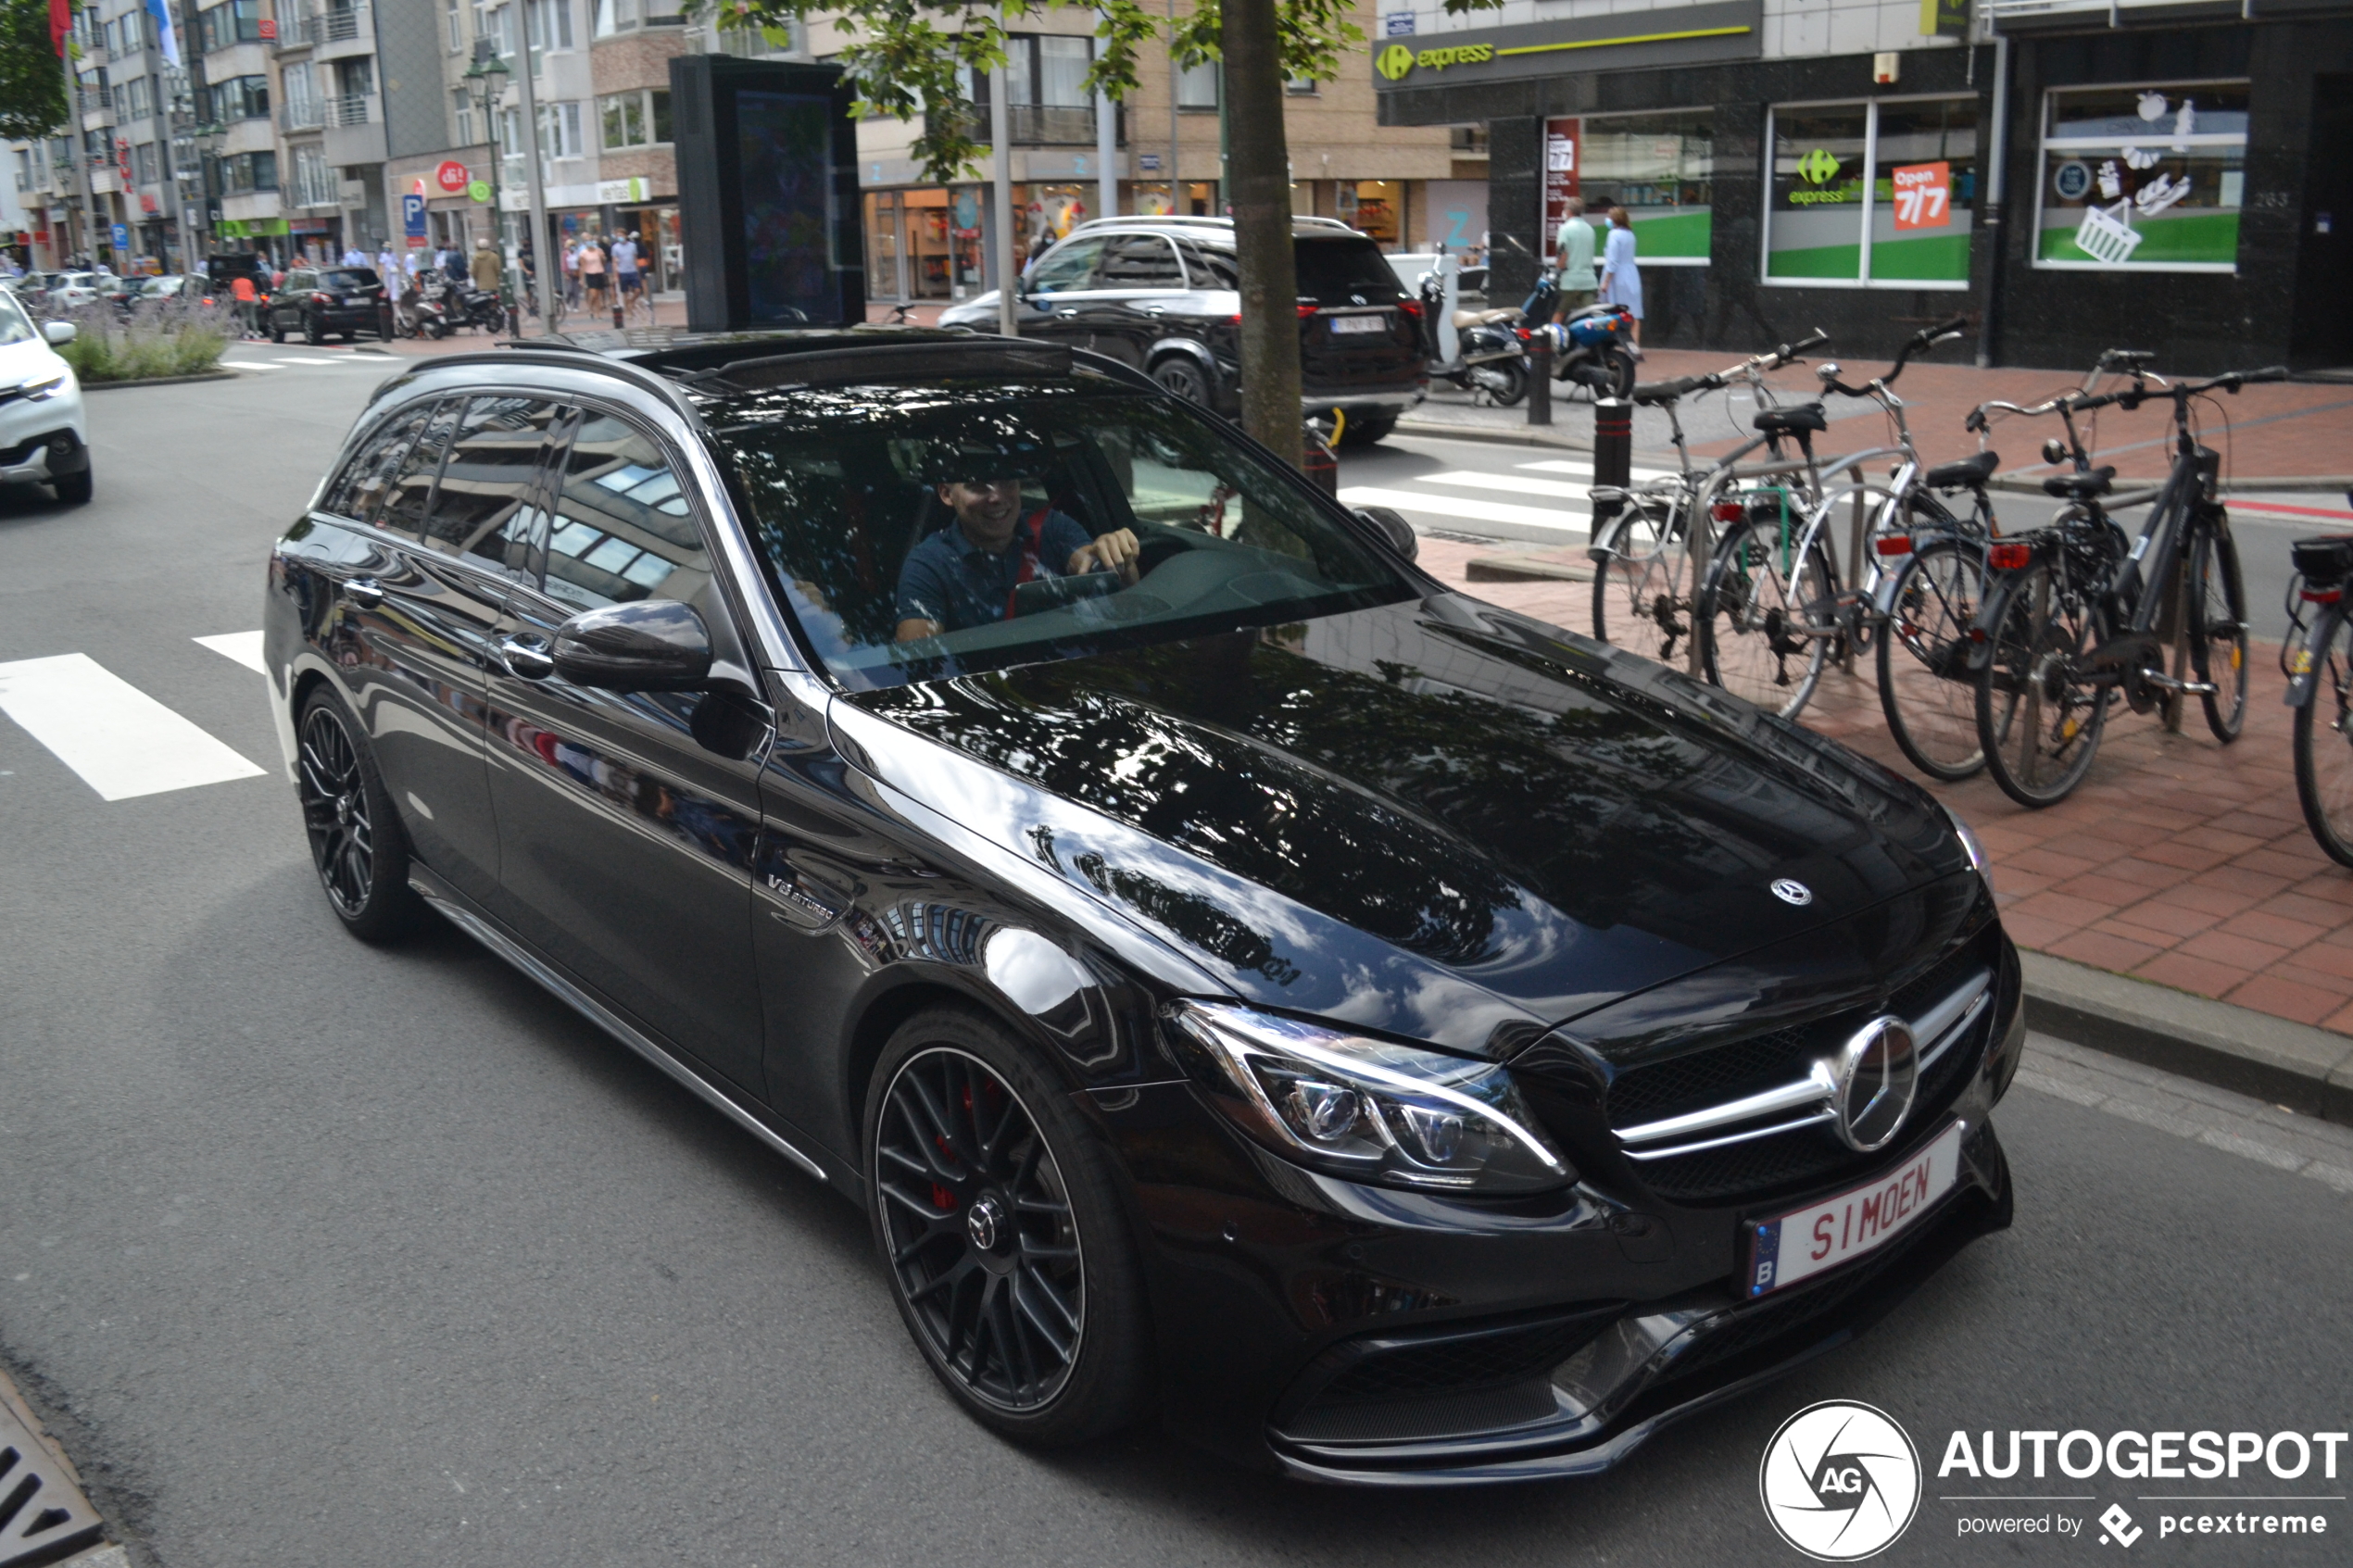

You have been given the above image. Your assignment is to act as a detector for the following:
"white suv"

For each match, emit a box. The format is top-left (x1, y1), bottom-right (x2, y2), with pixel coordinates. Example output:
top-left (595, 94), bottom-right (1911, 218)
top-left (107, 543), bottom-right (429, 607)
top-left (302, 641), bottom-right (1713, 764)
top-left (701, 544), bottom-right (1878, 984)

top-left (0, 290), bottom-right (91, 504)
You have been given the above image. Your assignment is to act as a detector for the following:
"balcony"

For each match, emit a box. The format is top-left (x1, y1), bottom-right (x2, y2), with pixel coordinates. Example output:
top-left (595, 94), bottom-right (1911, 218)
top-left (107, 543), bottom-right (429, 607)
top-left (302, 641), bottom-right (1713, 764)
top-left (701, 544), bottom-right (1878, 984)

top-left (279, 98), bottom-right (326, 132)
top-left (321, 94), bottom-right (385, 168)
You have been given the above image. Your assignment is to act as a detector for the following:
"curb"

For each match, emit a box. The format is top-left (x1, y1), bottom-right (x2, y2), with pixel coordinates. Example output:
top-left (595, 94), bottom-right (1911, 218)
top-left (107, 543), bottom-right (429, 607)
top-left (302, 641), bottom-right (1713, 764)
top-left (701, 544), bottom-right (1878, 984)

top-left (2020, 950), bottom-right (2353, 1125)
top-left (79, 368), bottom-right (236, 391)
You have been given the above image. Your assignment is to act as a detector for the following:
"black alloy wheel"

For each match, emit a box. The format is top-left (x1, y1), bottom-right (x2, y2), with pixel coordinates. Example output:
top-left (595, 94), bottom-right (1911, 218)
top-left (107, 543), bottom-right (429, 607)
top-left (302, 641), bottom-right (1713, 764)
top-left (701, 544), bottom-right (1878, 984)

top-left (296, 689), bottom-right (425, 942)
top-left (866, 1010), bottom-right (1150, 1445)
top-left (302, 312), bottom-right (324, 345)
top-left (268, 314), bottom-right (285, 344)
top-left (1151, 356), bottom-right (1210, 406)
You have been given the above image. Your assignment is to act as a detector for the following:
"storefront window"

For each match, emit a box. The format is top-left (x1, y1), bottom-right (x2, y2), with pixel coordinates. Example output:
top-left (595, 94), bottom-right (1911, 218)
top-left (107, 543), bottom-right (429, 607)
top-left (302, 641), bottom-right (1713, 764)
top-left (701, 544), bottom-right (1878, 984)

top-left (864, 191), bottom-right (901, 297)
top-left (1766, 99), bottom-right (1973, 288)
top-left (1580, 109), bottom-right (1714, 265)
top-left (903, 187), bottom-right (952, 299)
top-left (1339, 181), bottom-right (1402, 248)
top-left (2034, 82), bottom-right (2247, 272)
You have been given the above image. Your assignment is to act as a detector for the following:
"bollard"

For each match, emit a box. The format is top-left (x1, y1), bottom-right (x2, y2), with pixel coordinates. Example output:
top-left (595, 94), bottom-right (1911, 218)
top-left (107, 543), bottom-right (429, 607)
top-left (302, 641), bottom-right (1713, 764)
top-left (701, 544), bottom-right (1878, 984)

top-left (1592, 395), bottom-right (1632, 516)
top-left (1527, 328), bottom-right (1553, 427)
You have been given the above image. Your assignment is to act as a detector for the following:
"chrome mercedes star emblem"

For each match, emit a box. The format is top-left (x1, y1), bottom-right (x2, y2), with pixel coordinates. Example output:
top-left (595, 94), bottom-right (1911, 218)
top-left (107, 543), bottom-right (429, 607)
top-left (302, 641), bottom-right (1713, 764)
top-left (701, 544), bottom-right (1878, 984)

top-left (1828, 1016), bottom-right (1919, 1152)
top-left (965, 1195), bottom-right (1003, 1252)
top-left (1770, 878), bottom-right (1813, 906)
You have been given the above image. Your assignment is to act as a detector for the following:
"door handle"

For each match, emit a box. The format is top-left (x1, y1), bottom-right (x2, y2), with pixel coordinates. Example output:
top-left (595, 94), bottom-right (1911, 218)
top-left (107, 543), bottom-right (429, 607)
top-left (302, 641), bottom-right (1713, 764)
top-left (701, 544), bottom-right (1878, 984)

top-left (1054, 307), bottom-right (1080, 318)
top-left (498, 634), bottom-right (556, 680)
top-left (344, 577), bottom-right (385, 608)
top-left (1139, 305), bottom-right (1166, 316)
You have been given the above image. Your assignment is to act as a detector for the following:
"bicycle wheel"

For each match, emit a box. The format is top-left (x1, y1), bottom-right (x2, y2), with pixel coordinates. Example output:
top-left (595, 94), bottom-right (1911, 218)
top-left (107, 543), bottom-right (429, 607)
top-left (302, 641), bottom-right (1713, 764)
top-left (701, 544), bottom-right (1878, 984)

top-left (2187, 521), bottom-right (2249, 743)
top-left (1698, 514), bottom-right (1835, 718)
top-left (1975, 559), bottom-right (2107, 808)
top-left (1876, 537), bottom-right (1987, 780)
top-left (1591, 497), bottom-right (1692, 667)
top-left (2294, 612), bottom-right (2353, 868)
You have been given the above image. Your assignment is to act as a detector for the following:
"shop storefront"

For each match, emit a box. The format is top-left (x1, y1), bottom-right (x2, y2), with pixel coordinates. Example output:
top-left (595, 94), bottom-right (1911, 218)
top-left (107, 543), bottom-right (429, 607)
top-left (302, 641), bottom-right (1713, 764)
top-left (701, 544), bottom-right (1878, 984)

top-left (1378, 1), bottom-right (2353, 367)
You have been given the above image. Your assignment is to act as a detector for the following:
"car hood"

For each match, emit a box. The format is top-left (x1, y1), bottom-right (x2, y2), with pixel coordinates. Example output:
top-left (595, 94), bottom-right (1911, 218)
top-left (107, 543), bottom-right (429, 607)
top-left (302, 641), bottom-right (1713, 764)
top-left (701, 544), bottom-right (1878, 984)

top-left (830, 594), bottom-right (1969, 1060)
top-left (0, 336), bottom-right (69, 389)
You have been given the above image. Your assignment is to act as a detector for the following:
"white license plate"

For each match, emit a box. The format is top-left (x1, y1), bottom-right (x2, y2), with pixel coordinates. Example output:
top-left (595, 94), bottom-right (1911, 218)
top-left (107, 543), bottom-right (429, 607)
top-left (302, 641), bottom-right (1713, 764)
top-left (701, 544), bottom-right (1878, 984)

top-left (1742, 1121), bottom-right (1966, 1298)
top-left (1329, 314), bottom-right (1389, 334)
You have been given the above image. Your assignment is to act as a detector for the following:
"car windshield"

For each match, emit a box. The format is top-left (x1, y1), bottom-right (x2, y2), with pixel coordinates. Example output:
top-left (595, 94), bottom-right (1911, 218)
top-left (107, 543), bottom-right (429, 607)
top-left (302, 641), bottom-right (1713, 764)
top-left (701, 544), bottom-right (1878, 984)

top-left (0, 292), bottom-right (34, 345)
top-left (319, 269), bottom-right (378, 290)
top-left (1294, 237), bottom-right (1407, 304)
top-left (716, 377), bottom-right (1416, 691)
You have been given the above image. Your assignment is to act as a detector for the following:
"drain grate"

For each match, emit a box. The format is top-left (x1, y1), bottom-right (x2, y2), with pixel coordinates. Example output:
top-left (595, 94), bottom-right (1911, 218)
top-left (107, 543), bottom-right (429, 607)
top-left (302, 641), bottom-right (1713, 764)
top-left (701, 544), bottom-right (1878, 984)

top-left (0, 1398), bottom-right (103, 1568)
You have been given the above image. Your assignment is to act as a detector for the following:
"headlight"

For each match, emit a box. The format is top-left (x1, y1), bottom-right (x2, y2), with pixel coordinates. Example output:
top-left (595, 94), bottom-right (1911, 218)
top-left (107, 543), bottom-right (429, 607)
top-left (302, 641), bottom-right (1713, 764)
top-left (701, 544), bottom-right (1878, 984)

top-left (1167, 1000), bottom-right (1573, 1195)
top-left (1943, 802), bottom-right (1993, 893)
top-left (19, 372), bottom-right (64, 401)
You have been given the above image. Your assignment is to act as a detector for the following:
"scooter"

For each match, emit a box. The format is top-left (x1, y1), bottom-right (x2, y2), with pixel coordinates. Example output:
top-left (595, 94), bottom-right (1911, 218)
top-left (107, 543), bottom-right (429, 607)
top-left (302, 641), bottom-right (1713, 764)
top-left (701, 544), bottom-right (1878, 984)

top-left (1516, 270), bottom-right (1639, 400)
top-left (451, 284), bottom-right (510, 334)
top-left (1417, 267), bottom-right (1532, 406)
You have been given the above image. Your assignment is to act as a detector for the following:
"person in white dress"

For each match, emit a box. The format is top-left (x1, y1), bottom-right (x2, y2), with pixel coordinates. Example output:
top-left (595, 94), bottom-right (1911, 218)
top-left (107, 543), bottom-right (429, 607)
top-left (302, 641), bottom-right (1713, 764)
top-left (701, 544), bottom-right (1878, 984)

top-left (1599, 206), bottom-right (1643, 353)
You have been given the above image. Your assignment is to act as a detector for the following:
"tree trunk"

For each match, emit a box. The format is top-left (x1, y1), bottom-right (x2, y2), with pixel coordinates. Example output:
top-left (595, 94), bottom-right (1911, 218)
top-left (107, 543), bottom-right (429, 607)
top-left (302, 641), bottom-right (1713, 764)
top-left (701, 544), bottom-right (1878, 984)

top-left (1219, 0), bottom-right (1300, 468)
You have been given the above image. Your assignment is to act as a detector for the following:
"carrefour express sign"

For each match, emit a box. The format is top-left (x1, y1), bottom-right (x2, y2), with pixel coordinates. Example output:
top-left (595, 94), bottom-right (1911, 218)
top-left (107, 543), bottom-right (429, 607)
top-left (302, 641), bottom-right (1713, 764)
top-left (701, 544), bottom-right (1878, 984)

top-left (1370, 1), bottom-right (1759, 89)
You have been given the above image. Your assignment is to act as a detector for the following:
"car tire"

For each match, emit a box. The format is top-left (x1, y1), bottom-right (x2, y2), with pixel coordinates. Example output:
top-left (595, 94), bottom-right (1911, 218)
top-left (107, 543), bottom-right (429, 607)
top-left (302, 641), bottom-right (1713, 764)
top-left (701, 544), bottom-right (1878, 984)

top-left (269, 316), bottom-right (285, 344)
top-left (51, 467), bottom-right (92, 506)
top-left (864, 1006), bottom-right (1152, 1448)
top-left (1151, 356), bottom-right (1211, 407)
top-left (303, 314), bottom-right (323, 346)
top-left (1337, 413), bottom-right (1397, 448)
top-left (296, 685), bottom-right (428, 943)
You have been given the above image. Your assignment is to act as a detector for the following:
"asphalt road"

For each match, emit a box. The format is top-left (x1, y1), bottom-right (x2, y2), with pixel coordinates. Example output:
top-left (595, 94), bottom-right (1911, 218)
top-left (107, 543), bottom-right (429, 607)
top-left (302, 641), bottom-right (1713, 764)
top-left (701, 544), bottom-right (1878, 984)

top-left (1, 357), bottom-right (2348, 1568)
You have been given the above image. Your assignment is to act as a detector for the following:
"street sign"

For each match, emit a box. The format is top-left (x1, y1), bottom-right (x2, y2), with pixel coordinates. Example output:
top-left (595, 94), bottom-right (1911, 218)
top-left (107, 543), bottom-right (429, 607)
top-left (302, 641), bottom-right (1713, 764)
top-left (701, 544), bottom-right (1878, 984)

top-left (468, 181), bottom-right (492, 204)
top-left (401, 193), bottom-right (426, 238)
top-left (434, 160), bottom-right (470, 194)
top-left (110, 222), bottom-right (129, 253)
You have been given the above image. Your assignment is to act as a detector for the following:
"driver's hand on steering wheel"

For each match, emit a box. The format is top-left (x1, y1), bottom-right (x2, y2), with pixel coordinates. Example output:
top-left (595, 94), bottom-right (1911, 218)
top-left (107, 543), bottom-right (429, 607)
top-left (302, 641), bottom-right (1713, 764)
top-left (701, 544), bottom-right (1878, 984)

top-left (1069, 528), bottom-right (1141, 584)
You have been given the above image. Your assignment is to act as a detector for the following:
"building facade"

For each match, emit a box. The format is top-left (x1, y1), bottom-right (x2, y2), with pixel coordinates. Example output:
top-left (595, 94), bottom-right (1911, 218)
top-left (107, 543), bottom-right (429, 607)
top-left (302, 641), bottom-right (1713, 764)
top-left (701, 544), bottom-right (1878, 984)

top-left (1377, 0), bottom-right (2353, 369)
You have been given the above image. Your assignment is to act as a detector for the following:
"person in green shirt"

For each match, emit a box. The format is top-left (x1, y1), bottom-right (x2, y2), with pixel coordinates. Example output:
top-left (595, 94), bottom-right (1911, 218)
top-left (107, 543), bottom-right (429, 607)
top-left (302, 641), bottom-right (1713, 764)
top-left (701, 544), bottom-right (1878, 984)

top-left (1554, 196), bottom-right (1598, 320)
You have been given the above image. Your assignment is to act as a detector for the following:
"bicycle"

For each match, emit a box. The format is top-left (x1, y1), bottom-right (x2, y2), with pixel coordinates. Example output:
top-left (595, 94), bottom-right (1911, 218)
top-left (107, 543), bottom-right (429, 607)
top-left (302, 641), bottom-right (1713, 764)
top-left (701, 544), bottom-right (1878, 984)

top-left (1878, 348), bottom-right (2158, 780)
top-left (1589, 330), bottom-right (1831, 671)
top-left (1971, 365), bottom-right (2284, 808)
top-left (1693, 317), bottom-right (1969, 719)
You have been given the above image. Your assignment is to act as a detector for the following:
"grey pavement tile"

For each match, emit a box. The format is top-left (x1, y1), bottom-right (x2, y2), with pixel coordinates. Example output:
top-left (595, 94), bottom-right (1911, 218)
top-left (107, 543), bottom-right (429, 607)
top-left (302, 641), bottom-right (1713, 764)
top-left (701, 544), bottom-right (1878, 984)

top-left (2012, 1068), bottom-right (2108, 1109)
top-left (2099, 1097), bottom-right (2214, 1141)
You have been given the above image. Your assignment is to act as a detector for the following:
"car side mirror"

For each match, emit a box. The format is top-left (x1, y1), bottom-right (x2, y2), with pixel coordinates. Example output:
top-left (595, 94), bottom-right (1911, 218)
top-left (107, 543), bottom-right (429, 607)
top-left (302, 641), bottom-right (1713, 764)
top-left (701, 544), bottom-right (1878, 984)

top-left (551, 599), bottom-right (713, 692)
top-left (43, 320), bottom-right (75, 346)
top-left (1354, 505), bottom-right (1418, 562)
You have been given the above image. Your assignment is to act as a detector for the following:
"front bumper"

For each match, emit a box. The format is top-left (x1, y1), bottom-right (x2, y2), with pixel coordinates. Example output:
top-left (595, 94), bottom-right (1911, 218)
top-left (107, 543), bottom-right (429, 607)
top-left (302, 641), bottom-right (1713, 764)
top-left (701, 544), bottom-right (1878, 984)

top-left (0, 423), bottom-right (88, 486)
top-left (1086, 946), bottom-right (2023, 1483)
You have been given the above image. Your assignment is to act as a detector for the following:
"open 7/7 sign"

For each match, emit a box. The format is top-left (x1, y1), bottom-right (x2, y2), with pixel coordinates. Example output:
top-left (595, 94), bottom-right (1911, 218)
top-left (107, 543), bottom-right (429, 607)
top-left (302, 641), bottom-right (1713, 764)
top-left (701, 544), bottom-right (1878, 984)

top-left (1891, 162), bottom-right (1951, 231)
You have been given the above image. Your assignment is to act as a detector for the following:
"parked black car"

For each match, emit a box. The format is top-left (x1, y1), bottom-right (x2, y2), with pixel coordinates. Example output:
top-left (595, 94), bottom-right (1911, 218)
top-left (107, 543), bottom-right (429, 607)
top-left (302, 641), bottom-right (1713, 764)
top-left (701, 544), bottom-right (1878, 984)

top-left (264, 330), bottom-right (2020, 1483)
top-left (939, 216), bottom-right (1426, 446)
top-left (265, 265), bottom-right (388, 344)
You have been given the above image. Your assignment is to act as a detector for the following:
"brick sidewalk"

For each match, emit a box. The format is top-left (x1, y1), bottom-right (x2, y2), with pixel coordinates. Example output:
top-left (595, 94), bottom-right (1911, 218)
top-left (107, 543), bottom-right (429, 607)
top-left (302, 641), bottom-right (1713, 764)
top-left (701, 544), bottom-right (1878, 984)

top-left (1415, 535), bottom-right (2353, 1040)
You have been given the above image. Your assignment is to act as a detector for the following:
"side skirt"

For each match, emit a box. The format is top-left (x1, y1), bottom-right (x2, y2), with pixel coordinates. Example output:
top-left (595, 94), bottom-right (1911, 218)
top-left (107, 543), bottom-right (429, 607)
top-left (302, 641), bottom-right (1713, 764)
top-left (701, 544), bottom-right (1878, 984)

top-left (409, 869), bottom-right (831, 1184)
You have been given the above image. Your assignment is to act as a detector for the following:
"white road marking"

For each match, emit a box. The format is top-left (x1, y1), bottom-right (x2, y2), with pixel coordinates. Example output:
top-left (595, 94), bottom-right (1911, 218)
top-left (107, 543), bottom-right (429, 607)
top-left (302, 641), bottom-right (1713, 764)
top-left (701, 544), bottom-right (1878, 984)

top-left (194, 631), bottom-right (267, 674)
top-left (1418, 470), bottom-right (1592, 501)
top-left (1338, 485), bottom-right (1585, 533)
top-left (0, 653), bottom-right (265, 800)
top-left (271, 358), bottom-right (347, 366)
top-left (222, 358), bottom-right (283, 370)
top-left (1516, 458), bottom-right (1680, 483)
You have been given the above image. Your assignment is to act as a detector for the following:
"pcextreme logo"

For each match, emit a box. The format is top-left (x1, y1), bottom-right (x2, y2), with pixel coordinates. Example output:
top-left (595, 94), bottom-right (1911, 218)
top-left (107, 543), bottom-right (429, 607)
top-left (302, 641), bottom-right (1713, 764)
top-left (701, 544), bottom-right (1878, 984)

top-left (1761, 1401), bottom-right (1923, 1561)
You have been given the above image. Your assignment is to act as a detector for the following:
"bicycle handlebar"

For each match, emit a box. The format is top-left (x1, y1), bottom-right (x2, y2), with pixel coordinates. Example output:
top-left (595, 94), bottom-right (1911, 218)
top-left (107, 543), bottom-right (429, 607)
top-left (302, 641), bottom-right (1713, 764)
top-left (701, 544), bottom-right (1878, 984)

top-left (1630, 328), bottom-right (1832, 405)
top-left (1820, 315), bottom-right (1968, 398)
top-left (2095, 365), bottom-right (2291, 412)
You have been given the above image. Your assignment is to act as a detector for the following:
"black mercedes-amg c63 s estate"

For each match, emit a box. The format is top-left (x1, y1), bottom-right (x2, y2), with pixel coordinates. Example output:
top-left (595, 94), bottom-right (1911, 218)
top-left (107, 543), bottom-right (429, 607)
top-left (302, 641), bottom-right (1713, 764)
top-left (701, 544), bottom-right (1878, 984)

top-left (262, 328), bottom-right (2020, 1484)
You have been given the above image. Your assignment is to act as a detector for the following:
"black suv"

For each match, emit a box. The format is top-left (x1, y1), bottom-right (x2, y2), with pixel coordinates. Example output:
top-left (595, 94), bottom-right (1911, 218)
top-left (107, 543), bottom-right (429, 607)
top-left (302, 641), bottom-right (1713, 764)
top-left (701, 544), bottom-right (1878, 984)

top-left (265, 329), bottom-right (2019, 1483)
top-left (265, 264), bottom-right (388, 344)
top-left (940, 216), bottom-right (1425, 445)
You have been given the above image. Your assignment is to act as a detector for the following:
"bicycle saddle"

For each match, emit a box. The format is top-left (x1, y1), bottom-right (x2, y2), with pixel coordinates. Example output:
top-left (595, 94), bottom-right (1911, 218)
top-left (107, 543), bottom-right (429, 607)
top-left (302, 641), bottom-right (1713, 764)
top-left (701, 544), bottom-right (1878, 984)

top-left (1452, 307), bottom-right (1519, 330)
top-left (2041, 465), bottom-right (2116, 499)
top-left (1925, 450), bottom-right (2000, 490)
top-left (1753, 404), bottom-right (1827, 434)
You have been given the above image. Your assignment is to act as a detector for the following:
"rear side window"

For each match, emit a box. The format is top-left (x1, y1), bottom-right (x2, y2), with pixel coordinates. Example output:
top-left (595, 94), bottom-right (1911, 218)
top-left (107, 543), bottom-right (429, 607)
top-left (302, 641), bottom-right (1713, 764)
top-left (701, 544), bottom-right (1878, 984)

top-left (378, 399), bottom-right (462, 538)
top-left (541, 409), bottom-right (705, 611)
top-left (1096, 235), bottom-right (1183, 287)
top-left (1176, 242), bottom-right (1239, 290)
top-left (1293, 238), bottom-right (1405, 304)
top-left (422, 396), bottom-right (564, 573)
top-left (321, 403), bottom-right (432, 524)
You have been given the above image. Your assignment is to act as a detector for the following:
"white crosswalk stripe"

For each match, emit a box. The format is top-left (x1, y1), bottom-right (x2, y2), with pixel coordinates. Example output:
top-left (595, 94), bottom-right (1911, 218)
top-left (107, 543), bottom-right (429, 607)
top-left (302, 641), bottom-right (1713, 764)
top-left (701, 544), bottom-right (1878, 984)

top-left (195, 631), bottom-right (268, 674)
top-left (1340, 455), bottom-right (1681, 541)
top-left (0, 653), bottom-right (264, 801)
top-left (1338, 485), bottom-right (1585, 535)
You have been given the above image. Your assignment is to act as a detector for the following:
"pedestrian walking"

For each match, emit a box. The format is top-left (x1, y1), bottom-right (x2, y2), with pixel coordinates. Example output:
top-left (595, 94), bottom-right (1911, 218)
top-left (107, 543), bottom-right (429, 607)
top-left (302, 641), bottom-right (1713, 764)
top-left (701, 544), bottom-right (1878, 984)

top-left (577, 234), bottom-right (608, 319)
top-left (472, 238), bottom-right (501, 293)
top-left (1553, 197), bottom-right (1598, 320)
top-left (610, 231), bottom-right (640, 326)
top-left (229, 271), bottom-right (260, 338)
top-left (1599, 206), bottom-right (1642, 354)
top-left (562, 240), bottom-right (583, 308)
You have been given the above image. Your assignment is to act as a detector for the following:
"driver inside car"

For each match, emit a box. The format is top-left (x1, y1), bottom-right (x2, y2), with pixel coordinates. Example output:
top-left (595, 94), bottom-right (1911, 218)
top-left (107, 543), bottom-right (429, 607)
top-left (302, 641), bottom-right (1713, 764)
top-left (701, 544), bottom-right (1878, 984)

top-left (894, 473), bottom-right (1141, 641)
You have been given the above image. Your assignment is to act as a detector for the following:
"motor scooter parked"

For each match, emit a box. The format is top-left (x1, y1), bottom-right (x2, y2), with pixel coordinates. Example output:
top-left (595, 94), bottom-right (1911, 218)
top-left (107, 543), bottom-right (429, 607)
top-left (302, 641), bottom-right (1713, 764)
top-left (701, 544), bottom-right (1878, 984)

top-left (1515, 270), bottom-right (1639, 400)
top-left (1416, 268), bottom-right (1530, 406)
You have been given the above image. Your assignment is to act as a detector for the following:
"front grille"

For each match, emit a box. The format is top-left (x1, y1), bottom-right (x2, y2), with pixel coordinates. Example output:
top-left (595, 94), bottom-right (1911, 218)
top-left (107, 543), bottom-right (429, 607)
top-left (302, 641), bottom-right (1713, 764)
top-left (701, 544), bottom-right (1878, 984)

top-left (1635, 1122), bottom-right (1859, 1203)
top-left (1607, 1024), bottom-right (1813, 1129)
